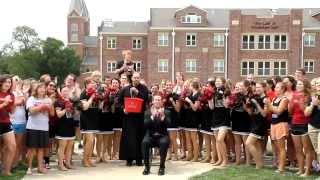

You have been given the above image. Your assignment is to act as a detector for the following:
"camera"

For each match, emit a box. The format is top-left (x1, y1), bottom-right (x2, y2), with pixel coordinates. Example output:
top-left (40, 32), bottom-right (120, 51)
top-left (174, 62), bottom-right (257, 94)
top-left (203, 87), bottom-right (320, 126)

top-left (216, 87), bottom-right (225, 100)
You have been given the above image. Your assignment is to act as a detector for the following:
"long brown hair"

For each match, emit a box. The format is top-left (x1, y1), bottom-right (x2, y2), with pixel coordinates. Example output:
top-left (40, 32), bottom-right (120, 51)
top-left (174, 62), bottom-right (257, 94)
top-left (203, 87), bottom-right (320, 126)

top-left (32, 82), bottom-right (47, 98)
top-left (0, 74), bottom-right (13, 93)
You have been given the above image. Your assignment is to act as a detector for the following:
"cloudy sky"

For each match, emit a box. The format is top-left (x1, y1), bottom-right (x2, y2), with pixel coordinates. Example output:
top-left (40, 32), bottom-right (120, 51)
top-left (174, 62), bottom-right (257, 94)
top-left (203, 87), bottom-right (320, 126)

top-left (0, 0), bottom-right (319, 47)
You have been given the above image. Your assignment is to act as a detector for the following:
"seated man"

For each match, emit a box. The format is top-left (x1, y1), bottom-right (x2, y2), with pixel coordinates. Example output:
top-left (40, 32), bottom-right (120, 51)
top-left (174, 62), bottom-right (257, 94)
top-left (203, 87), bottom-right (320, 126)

top-left (141, 94), bottom-right (170, 176)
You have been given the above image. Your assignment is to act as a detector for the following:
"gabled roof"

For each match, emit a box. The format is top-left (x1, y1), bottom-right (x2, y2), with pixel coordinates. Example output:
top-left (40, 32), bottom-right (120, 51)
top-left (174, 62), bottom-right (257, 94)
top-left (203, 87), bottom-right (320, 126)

top-left (150, 8), bottom-right (229, 28)
top-left (68, 0), bottom-right (89, 17)
top-left (175, 5), bottom-right (208, 14)
top-left (100, 21), bottom-right (149, 34)
top-left (303, 8), bottom-right (320, 28)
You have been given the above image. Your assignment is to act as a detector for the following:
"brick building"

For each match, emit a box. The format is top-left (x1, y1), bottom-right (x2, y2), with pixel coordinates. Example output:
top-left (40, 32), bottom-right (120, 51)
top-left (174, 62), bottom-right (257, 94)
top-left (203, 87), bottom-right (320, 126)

top-left (67, 0), bottom-right (320, 84)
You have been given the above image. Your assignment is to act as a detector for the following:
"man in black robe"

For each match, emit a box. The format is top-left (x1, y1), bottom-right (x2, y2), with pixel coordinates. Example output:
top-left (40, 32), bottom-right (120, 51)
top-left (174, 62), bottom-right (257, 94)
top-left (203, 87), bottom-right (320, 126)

top-left (119, 72), bottom-right (149, 166)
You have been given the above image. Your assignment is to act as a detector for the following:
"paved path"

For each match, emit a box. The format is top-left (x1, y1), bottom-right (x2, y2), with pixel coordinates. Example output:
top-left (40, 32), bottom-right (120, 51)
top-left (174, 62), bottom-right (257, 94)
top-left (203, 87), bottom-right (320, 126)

top-left (23, 158), bottom-right (214, 180)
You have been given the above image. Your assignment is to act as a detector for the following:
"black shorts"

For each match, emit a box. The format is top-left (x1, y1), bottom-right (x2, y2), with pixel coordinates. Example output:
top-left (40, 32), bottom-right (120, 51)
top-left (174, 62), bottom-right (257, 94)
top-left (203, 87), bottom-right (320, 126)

top-left (0, 123), bottom-right (13, 136)
top-left (26, 129), bottom-right (49, 148)
top-left (291, 124), bottom-right (308, 136)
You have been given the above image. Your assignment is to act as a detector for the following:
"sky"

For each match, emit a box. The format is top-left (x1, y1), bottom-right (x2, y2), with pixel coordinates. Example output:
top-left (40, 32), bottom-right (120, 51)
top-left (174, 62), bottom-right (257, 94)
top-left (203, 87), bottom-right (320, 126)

top-left (0, 0), bottom-right (319, 48)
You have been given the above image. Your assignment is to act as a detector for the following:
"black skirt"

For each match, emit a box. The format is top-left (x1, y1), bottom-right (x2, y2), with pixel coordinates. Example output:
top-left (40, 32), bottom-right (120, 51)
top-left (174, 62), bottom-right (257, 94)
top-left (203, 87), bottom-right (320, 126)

top-left (99, 111), bottom-right (114, 133)
top-left (231, 110), bottom-right (251, 134)
top-left (112, 108), bottom-right (123, 129)
top-left (26, 129), bottom-right (49, 148)
top-left (166, 107), bottom-right (179, 129)
top-left (80, 108), bottom-right (99, 133)
top-left (56, 117), bottom-right (75, 139)
top-left (212, 107), bottom-right (230, 129)
top-left (200, 107), bottom-right (213, 133)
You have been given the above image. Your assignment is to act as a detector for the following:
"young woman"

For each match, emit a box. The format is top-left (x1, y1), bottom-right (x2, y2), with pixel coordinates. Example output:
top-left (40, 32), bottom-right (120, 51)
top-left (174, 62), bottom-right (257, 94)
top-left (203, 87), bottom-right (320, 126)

top-left (26, 82), bottom-right (54, 174)
top-left (174, 72), bottom-right (186, 159)
top-left (307, 78), bottom-right (320, 169)
top-left (10, 76), bottom-right (27, 168)
top-left (163, 80), bottom-right (181, 161)
top-left (245, 82), bottom-right (268, 169)
top-left (289, 80), bottom-right (315, 176)
top-left (211, 77), bottom-right (230, 167)
top-left (283, 76), bottom-right (297, 167)
top-left (0, 74), bottom-right (16, 176)
top-left (184, 79), bottom-right (201, 162)
top-left (266, 82), bottom-right (289, 173)
top-left (80, 77), bottom-right (99, 167)
top-left (55, 86), bottom-right (76, 171)
top-left (199, 78), bottom-right (217, 163)
top-left (111, 76), bottom-right (126, 160)
top-left (230, 81), bottom-right (252, 165)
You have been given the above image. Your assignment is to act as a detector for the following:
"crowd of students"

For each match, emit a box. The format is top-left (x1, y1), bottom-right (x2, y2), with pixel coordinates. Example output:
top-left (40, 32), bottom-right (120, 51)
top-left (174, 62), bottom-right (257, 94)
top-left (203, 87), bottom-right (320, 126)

top-left (1, 53), bottom-right (320, 177)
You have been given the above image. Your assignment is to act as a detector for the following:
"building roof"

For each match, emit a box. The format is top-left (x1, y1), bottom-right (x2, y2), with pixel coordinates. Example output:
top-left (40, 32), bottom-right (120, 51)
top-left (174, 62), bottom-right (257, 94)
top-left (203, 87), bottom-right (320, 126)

top-left (68, 0), bottom-right (89, 17)
top-left (303, 8), bottom-right (320, 28)
top-left (150, 8), bottom-right (229, 28)
top-left (82, 56), bottom-right (97, 65)
top-left (100, 21), bottom-right (149, 34)
top-left (84, 36), bottom-right (97, 47)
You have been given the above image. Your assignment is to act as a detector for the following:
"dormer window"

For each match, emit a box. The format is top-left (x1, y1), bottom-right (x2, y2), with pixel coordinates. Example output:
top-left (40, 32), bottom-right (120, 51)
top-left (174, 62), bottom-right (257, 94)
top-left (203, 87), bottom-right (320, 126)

top-left (181, 13), bottom-right (201, 24)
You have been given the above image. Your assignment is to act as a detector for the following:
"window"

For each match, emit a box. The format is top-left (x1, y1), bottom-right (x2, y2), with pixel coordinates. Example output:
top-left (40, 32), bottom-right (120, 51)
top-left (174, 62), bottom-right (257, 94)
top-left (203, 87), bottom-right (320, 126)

top-left (186, 33), bottom-right (197, 47)
top-left (213, 34), bottom-right (224, 47)
top-left (181, 14), bottom-right (201, 24)
top-left (107, 37), bottom-right (116, 49)
top-left (304, 33), bottom-right (316, 47)
top-left (241, 61), bottom-right (255, 76)
top-left (214, 59), bottom-right (225, 73)
top-left (304, 60), bottom-right (314, 73)
top-left (133, 61), bottom-right (142, 72)
top-left (258, 35), bottom-right (271, 49)
top-left (70, 23), bottom-right (78, 42)
top-left (106, 61), bottom-right (117, 72)
top-left (257, 62), bottom-right (270, 76)
top-left (158, 32), bottom-right (169, 46)
top-left (242, 35), bottom-right (255, 49)
top-left (158, 59), bottom-right (169, 72)
top-left (274, 61), bottom-right (287, 76)
top-left (186, 59), bottom-right (197, 72)
top-left (132, 38), bottom-right (142, 49)
top-left (274, 35), bottom-right (287, 49)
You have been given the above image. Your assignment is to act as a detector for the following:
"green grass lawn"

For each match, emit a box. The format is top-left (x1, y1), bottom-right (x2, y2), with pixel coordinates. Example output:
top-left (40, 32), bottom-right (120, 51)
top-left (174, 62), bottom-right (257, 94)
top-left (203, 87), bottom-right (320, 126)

top-left (191, 165), bottom-right (319, 180)
top-left (0, 164), bottom-right (27, 180)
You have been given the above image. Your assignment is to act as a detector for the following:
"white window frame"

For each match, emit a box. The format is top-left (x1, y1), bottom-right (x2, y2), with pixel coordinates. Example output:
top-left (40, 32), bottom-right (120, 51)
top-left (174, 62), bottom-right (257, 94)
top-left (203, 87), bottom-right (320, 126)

top-left (241, 61), bottom-right (255, 76)
top-left (132, 38), bottom-right (142, 49)
top-left (106, 61), bottom-right (117, 73)
top-left (304, 33), bottom-right (316, 47)
top-left (273, 61), bottom-right (287, 76)
top-left (185, 59), bottom-right (197, 73)
top-left (242, 34), bottom-right (255, 49)
top-left (186, 33), bottom-right (197, 47)
top-left (213, 59), bottom-right (225, 73)
top-left (107, 37), bottom-right (117, 49)
top-left (158, 32), bottom-right (169, 47)
top-left (70, 23), bottom-right (79, 42)
top-left (304, 59), bottom-right (315, 73)
top-left (181, 14), bottom-right (201, 24)
top-left (257, 61), bottom-right (271, 76)
top-left (274, 34), bottom-right (287, 50)
top-left (213, 34), bottom-right (224, 47)
top-left (158, 59), bottom-right (169, 72)
top-left (257, 35), bottom-right (271, 49)
top-left (133, 61), bottom-right (142, 72)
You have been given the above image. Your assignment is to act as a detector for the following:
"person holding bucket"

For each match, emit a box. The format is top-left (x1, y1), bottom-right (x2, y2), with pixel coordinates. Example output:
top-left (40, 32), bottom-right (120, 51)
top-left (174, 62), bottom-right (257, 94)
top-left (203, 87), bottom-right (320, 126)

top-left (119, 72), bottom-right (149, 166)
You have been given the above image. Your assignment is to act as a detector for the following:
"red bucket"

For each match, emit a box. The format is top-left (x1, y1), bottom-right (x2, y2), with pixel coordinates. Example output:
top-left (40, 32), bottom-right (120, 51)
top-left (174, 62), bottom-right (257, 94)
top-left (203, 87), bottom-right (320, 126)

top-left (124, 97), bottom-right (144, 113)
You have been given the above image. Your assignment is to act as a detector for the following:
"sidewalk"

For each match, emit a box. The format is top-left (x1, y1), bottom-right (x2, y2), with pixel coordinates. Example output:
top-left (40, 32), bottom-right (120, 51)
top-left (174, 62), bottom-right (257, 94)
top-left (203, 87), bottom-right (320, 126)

top-left (23, 158), bottom-right (214, 180)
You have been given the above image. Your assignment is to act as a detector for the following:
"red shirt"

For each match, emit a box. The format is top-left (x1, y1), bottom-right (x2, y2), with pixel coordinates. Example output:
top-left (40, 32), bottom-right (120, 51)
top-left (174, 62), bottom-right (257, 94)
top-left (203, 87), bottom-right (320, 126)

top-left (291, 92), bottom-right (309, 125)
top-left (266, 90), bottom-right (276, 122)
top-left (0, 92), bottom-right (15, 124)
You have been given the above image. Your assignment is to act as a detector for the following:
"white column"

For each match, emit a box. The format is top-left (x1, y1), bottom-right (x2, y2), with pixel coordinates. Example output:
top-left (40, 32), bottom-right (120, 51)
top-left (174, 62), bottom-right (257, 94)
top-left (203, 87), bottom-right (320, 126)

top-left (301, 31), bottom-right (305, 68)
top-left (171, 29), bottom-right (176, 82)
top-left (99, 33), bottom-right (103, 79)
top-left (224, 29), bottom-right (229, 79)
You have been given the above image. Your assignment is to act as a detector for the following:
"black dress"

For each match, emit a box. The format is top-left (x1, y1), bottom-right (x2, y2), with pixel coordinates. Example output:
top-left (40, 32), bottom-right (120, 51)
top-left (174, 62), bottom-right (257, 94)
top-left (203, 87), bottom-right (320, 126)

top-left (118, 83), bottom-right (149, 161)
top-left (230, 94), bottom-right (251, 135)
top-left (200, 102), bottom-right (213, 134)
top-left (111, 91), bottom-right (123, 131)
top-left (212, 88), bottom-right (230, 130)
top-left (184, 92), bottom-right (201, 131)
top-left (163, 93), bottom-right (180, 130)
top-left (98, 96), bottom-right (114, 134)
top-left (80, 91), bottom-right (99, 133)
top-left (250, 96), bottom-right (268, 139)
top-left (54, 100), bottom-right (76, 139)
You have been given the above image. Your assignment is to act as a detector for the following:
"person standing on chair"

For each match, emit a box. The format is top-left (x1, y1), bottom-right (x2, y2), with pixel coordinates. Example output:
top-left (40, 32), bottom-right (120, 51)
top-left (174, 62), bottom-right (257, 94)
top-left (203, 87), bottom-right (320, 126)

top-left (142, 94), bottom-right (170, 176)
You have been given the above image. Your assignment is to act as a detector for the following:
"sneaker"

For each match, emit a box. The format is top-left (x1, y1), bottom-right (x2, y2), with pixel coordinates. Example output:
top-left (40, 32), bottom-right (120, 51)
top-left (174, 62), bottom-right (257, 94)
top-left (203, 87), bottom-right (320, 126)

top-left (26, 168), bottom-right (32, 175)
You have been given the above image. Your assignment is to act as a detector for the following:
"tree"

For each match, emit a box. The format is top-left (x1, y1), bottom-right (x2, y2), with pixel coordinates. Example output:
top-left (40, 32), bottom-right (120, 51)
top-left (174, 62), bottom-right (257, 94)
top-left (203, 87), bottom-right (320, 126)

top-left (12, 26), bottom-right (40, 50)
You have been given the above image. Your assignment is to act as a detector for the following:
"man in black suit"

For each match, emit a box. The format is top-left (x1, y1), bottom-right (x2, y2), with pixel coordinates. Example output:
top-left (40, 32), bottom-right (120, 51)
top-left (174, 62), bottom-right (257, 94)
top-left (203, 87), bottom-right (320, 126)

top-left (141, 94), bottom-right (171, 176)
